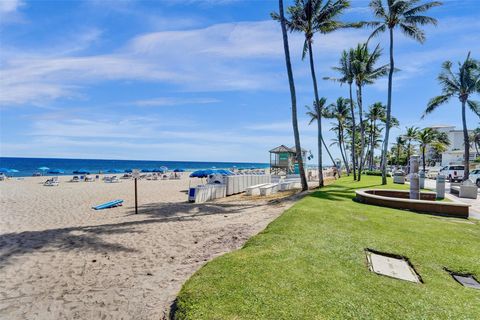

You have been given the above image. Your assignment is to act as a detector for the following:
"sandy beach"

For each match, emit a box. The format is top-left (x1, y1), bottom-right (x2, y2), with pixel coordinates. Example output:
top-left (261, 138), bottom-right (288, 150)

top-left (0, 174), bottom-right (306, 319)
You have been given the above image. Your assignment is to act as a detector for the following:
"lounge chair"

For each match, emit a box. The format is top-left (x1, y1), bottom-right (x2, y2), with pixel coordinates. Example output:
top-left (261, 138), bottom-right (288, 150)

top-left (44, 178), bottom-right (59, 186)
top-left (70, 176), bottom-right (80, 182)
top-left (84, 175), bottom-right (94, 182)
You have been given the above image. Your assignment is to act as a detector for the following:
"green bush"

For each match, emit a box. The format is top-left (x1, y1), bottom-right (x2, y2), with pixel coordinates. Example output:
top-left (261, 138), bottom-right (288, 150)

top-left (363, 170), bottom-right (382, 176)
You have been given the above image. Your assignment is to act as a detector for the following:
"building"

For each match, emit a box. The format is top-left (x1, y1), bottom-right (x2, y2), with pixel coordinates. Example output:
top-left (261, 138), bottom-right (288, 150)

top-left (269, 145), bottom-right (308, 175)
top-left (427, 125), bottom-right (478, 166)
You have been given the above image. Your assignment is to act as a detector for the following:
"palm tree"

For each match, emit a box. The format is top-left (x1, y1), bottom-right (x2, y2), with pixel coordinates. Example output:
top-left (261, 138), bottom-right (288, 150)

top-left (403, 126), bottom-right (419, 170)
top-left (365, 102), bottom-right (386, 169)
top-left (393, 135), bottom-right (405, 166)
top-left (323, 97), bottom-right (351, 173)
top-left (368, 0), bottom-right (442, 184)
top-left (274, 0), bottom-right (350, 187)
top-left (423, 52), bottom-right (480, 180)
top-left (470, 127), bottom-right (480, 157)
top-left (306, 98), bottom-right (341, 178)
top-left (324, 49), bottom-right (357, 180)
top-left (351, 43), bottom-right (389, 180)
top-left (416, 128), bottom-right (450, 172)
top-left (274, 0), bottom-right (308, 191)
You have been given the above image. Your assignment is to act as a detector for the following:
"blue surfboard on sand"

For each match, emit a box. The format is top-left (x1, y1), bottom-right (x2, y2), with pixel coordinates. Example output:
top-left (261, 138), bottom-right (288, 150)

top-left (92, 199), bottom-right (124, 210)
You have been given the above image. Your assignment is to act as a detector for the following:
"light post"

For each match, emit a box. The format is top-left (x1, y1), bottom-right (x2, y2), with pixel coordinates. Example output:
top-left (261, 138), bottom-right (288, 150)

top-left (132, 169), bottom-right (139, 214)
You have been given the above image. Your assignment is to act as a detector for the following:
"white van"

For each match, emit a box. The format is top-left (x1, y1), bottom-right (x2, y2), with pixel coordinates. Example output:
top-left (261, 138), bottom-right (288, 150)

top-left (439, 165), bottom-right (464, 182)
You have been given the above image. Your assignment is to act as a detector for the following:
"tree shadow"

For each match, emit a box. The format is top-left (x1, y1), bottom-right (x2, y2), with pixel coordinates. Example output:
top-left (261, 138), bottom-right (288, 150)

top-left (0, 199), bottom-right (272, 267)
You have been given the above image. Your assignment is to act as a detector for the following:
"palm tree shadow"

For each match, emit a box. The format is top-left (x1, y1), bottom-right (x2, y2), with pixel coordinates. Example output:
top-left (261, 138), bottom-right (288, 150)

top-left (0, 200), bottom-right (269, 267)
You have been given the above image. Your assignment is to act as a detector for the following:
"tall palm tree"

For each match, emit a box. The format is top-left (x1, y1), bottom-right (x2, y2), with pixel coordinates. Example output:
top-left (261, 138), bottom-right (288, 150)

top-left (368, 0), bottom-right (442, 184)
top-left (351, 43), bottom-right (389, 180)
top-left (274, 0), bottom-right (308, 191)
top-left (470, 127), bottom-right (480, 157)
top-left (323, 97), bottom-right (351, 173)
top-left (403, 126), bottom-right (419, 170)
top-left (365, 102), bottom-right (386, 169)
top-left (416, 128), bottom-right (450, 172)
top-left (274, 0), bottom-right (351, 187)
top-left (324, 49), bottom-right (357, 180)
top-left (423, 52), bottom-right (480, 180)
top-left (306, 98), bottom-right (341, 178)
top-left (393, 135), bottom-right (405, 166)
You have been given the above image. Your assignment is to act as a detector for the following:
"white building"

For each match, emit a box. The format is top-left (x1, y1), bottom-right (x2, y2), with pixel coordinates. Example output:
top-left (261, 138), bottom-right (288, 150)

top-left (427, 125), bottom-right (478, 166)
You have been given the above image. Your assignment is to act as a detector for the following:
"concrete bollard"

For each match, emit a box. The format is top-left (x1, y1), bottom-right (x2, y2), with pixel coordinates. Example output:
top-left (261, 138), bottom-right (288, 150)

top-left (436, 174), bottom-right (446, 199)
top-left (419, 170), bottom-right (425, 189)
top-left (409, 155), bottom-right (420, 200)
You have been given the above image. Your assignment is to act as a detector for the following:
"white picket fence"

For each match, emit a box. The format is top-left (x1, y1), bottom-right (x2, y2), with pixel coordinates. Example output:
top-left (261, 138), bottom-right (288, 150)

top-left (225, 174), bottom-right (271, 196)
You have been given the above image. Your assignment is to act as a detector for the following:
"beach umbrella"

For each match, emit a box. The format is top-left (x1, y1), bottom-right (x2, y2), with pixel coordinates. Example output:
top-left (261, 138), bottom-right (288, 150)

top-left (160, 166), bottom-right (168, 171)
top-left (141, 169), bottom-right (152, 173)
top-left (8, 169), bottom-right (19, 173)
top-left (189, 169), bottom-right (209, 178)
top-left (124, 169), bottom-right (132, 173)
top-left (38, 166), bottom-right (50, 171)
top-left (73, 169), bottom-right (90, 174)
top-left (106, 169), bottom-right (122, 173)
top-left (48, 169), bottom-right (65, 174)
top-left (0, 168), bottom-right (10, 173)
top-left (173, 168), bottom-right (185, 172)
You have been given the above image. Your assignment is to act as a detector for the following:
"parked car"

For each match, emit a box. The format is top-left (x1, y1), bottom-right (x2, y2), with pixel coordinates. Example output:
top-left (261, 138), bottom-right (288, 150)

top-left (469, 169), bottom-right (480, 187)
top-left (425, 166), bottom-right (443, 179)
top-left (439, 165), bottom-right (464, 182)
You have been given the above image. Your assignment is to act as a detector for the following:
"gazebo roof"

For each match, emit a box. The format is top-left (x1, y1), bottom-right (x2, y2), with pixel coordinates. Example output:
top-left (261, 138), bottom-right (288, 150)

top-left (269, 145), bottom-right (308, 154)
top-left (269, 145), bottom-right (293, 153)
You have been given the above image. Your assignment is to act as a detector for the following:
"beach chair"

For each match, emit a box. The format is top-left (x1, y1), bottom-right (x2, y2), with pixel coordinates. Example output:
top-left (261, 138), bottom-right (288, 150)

top-left (44, 178), bottom-right (59, 186)
top-left (84, 175), bottom-right (94, 182)
top-left (70, 176), bottom-right (80, 182)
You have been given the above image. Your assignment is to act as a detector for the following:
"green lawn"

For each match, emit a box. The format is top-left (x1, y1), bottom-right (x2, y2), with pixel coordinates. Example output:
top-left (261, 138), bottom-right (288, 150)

top-left (174, 176), bottom-right (480, 320)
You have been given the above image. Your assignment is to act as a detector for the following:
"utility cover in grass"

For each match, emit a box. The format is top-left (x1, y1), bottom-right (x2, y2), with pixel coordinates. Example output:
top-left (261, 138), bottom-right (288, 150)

top-left (452, 274), bottom-right (480, 289)
top-left (365, 249), bottom-right (421, 283)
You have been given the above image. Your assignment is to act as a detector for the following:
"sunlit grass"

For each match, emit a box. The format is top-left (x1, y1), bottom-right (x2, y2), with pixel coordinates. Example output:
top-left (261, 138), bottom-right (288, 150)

top-left (174, 176), bottom-right (480, 319)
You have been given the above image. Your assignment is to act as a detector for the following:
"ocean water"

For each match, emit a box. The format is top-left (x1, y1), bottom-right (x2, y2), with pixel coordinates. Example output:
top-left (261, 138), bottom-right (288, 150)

top-left (0, 157), bottom-right (269, 177)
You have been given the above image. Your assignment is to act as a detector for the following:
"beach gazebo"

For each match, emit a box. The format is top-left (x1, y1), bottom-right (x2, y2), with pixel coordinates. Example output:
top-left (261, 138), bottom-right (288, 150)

top-left (269, 145), bottom-right (307, 175)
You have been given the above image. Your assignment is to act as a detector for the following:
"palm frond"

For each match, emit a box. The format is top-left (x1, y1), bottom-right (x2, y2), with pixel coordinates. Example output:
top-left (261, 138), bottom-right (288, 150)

top-left (403, 1), bottom-right (442, 16)
top-left (467, 100), bottom-right (480, 117)
top-left (423, 94), bottom-right (452, 118)
top-left (399, 22), bottom-right (426, 43)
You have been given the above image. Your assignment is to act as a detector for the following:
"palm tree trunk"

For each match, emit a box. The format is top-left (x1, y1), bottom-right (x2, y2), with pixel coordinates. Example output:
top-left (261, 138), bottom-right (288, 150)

top-left (340, 126), bottom-right (350, 175)
top-left (407, 141), bottom-right (411, 171)
top-left (338, 130), bottom-right (349, 175)
top-left (307, 41), bottom-right (324, 187)
top-left (321, 137), bottom-right (340, 178)
top-left (422, 146), bottom-right (426, 172)
top-left (279, 0), bottom-right (307, 191)
top-left (462, 100), bottom-right (470, 180)
top-left (348, 83), bottom-right (357, 180)
top-left (369, 119), bottom-right (376, 170)
top-left (356, 84), bottom-right (365, 181)
top-left (381, 27), bottom-right (394, 185)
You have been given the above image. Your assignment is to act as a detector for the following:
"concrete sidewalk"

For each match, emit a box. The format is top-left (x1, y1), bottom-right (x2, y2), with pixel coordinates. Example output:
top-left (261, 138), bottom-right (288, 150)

top-left (423, 179), bottom-right (480, 220)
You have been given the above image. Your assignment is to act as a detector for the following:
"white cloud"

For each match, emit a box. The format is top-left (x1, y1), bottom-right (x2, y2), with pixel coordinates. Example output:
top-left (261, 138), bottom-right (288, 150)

top-left (0, 0), bottom-right (23, 13)
top-left (133, 97), bottom-right (220, 107)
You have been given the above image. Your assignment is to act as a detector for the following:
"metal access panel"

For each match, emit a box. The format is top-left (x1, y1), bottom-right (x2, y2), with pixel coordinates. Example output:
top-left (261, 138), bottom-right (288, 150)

top-left (452, 274), bottom-right (480, 290)
top-left (365, 249), bottom-right (421, 283)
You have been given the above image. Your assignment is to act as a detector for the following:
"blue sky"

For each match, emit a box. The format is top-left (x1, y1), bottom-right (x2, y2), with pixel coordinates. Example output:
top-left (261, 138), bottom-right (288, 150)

top-left (1, 0), bottom-right (479, 163)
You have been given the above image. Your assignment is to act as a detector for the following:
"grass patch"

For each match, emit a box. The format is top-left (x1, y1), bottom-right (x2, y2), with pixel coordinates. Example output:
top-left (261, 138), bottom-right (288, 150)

top-left (174, 176), bottom-right (480, 319)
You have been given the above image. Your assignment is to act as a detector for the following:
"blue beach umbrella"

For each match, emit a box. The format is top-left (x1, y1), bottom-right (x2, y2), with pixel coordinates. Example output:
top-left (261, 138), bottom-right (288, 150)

top-left (141, 169), bottom-right (152, 173)
top-left (189, 169), bottom-right (210, 178)
top-left (160, 166), bottom-right (168, 171)
top-left (173, 168), bottom-right (185, 172)
top-left (73, 169), bottom-right (90, 174)
top-left (151, 168), bottom-right (165, 173)
top-left (38, 166), bottom-right (50, 171)
top-left (106, 169), bottom-right (122, 173)
top-left (124, 169), bottom-right (132, 173)
top-left (0, 168), bottom-right (10, 173)
top-left (48, 169), bottom-right (65, 174)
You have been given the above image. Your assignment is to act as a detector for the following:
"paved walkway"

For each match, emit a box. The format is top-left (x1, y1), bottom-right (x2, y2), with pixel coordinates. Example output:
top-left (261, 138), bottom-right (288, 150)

top-left (423, 179), bottom-right (480, 220)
